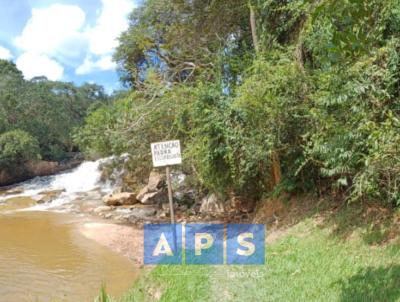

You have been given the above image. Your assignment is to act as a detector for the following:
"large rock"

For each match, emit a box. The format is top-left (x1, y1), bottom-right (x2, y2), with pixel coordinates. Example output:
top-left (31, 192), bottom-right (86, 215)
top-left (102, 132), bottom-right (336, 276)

top-left (137, 188), bottom-right (167, 204)
top-left (200, 194), bottom-right (226, 214)
top-left (136, 170), bottom-right (167, 204)
top-left (103, 192), bottom-right (138, 206)
top-left (147, 171), bottom-right (166, 191)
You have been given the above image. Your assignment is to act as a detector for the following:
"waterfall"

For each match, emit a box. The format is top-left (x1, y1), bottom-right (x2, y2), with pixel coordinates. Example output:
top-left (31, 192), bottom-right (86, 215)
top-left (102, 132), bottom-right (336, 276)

top-left (0, 158), bottom-right (112, 210)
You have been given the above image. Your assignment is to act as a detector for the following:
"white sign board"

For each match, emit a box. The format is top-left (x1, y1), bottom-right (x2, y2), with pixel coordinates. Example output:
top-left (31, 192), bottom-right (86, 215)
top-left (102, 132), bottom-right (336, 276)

top-left (151, 140), bottom-right (182, 167)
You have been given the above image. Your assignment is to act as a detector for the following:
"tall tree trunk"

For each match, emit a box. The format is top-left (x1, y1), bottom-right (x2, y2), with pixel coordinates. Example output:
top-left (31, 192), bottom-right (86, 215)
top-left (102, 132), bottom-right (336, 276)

top-left (249, 4), bottom-right (259, 53)
top-left (249, 2), bottom-right (282, 188)
top-left (271, 151), bottom-right (282, 186)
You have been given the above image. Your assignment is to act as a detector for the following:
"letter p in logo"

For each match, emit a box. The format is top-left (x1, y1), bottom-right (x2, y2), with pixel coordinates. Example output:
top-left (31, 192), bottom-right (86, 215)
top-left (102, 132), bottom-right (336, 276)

top-left (186, 224), bottom-right (223, 264)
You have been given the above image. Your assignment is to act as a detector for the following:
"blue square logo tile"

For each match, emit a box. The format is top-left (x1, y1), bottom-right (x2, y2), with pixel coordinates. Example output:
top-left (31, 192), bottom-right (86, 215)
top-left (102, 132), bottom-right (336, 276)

top-left (185, 224), bottom-right (224, 265)
top-left (144, 224), bottom-right (182, 265)
top-left (226, 224), bottom-right (265, 265)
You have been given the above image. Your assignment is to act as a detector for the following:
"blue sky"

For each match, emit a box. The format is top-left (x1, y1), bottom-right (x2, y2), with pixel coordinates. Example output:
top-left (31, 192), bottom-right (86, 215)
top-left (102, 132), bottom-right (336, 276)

top-left (0, 0), bottom-right (138, 92)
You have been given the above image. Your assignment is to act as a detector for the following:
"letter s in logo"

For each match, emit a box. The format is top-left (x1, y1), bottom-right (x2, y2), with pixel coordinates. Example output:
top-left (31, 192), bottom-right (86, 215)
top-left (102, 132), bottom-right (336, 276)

top-left (236, 232), bottom-right (255, 256)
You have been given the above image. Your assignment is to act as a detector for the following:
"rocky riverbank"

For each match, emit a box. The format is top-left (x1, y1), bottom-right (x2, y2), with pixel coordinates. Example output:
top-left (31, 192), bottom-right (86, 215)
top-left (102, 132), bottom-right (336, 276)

top-left (0, 155), bottom-right (255, 235)
top-left (90, 167), bottom-right (255, 226)
top-left (0, 156), bottom-right (259, 271)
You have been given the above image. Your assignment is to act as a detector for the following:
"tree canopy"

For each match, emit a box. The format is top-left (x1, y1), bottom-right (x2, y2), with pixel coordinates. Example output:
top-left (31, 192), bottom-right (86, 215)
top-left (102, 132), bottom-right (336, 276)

top-left (72, 0), bottom-right (400, 206)
top-left (0, 60), bottom-right (109, 167)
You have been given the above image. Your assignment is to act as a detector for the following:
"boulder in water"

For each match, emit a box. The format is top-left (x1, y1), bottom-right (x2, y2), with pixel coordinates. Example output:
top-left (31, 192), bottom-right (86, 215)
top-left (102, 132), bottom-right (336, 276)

top-left (103, 192), bottom-right (138, 206)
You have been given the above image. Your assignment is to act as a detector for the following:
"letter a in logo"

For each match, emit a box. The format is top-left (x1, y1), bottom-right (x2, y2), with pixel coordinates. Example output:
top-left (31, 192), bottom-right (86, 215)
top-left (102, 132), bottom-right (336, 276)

top-left (144, 224), bottom-right (182, 264)
top-left (153, 233), bottom-right (174, 256)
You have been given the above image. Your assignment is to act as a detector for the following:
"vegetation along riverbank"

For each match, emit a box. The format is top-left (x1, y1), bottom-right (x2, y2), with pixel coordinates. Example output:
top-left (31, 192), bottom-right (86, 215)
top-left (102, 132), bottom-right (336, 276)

top-left (1, 0), bottom-right (400, 301)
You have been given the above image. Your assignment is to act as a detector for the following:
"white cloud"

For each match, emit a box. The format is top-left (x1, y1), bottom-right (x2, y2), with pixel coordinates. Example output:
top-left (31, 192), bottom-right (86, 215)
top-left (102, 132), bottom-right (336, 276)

top-left (14, 4), bottom-right (86, 59)
top-left (76, 0), bottom-right (135, 74)
top-left (88, 0), bottom-right (135, 56)
top-left (16, 52), bottom-right (64, 80)
top-left (76, 55), bottom-right (116, 75)
top-left (13, 1), bottom-right (136, 79)
top-left (0, 46), bottom-right (13, 60)
top-left (13, 3), bottom-right (87, 80)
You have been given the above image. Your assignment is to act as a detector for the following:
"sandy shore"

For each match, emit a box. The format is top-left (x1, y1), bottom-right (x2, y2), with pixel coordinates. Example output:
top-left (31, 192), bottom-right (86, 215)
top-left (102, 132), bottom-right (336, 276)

top-left (79, 222), bottom-right (144, 266)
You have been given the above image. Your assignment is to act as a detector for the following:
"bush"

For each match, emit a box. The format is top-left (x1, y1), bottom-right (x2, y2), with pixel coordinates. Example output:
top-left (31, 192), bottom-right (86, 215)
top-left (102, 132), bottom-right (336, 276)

top-left (0, 130), bottom-right (41, 167)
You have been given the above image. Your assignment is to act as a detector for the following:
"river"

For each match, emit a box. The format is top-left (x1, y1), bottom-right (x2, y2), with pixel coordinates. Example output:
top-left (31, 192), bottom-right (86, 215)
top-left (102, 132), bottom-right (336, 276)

top-left (0, 160), bottom-right (137, 302)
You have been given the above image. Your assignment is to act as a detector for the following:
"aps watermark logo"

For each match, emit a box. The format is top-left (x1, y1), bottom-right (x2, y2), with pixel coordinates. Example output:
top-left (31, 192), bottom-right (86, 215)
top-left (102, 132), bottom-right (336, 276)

top-left (144, 224), bottom-right (265, 265)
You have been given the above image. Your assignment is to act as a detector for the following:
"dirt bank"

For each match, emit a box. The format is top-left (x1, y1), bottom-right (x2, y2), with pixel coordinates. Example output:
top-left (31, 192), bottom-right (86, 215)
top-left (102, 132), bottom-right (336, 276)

top-left (79, 222), bottom-right (144, 266)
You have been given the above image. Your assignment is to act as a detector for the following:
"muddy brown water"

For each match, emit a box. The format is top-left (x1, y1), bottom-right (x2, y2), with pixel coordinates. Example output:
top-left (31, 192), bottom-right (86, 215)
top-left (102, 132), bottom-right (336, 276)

top-left (0, 197), bottom-right (137, 302)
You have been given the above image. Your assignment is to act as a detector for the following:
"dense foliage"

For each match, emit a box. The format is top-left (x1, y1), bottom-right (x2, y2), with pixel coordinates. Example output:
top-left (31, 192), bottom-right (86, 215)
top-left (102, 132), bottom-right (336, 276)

top-left (0, 60), bottom-right (109, 168)
top-left (0, 130), bottom-right (40, 167)
top-left (76, 0), bottom-right (400, 206)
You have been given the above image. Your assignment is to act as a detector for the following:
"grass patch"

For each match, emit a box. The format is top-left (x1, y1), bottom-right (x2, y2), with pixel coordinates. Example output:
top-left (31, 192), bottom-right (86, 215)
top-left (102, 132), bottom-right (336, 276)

top-left (101, 202), bottom-right (400, 302)
top-left (106, 265), bottom-right (212, 302)
top-left (211, 220), bottom-right (400, 302)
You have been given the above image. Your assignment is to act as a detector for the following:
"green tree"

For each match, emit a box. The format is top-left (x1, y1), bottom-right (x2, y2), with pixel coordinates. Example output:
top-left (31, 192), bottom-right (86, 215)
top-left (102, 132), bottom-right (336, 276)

top-left (0, 130), bottom-right (41, 167)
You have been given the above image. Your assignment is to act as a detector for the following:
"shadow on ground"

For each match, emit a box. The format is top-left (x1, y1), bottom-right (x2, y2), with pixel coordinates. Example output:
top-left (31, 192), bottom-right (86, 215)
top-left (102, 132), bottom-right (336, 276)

top-left (339, 265), bottom-right (400, 302)
top-left (321, 201), bottom-right (399, 245)
top-left (255, 194), bottom-right (400, 246)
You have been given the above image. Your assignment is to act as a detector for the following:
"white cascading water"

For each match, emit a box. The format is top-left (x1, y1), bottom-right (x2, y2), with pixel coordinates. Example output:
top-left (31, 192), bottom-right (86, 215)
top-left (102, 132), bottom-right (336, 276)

top-left (0, 158), bottom-right (112, 210)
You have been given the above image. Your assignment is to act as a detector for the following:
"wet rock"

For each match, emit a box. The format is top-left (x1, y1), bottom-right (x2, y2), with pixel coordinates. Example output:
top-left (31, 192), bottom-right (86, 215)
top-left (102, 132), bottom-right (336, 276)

top-left (81, 190), bottom-right (103, 201)
top-left (93, 206), bottom-right (112, 213)
top-left (104, 213), bottom-right (113, 219)
top-left (98, 154), bottom-right (140, 192)
top-left (35, 189), bottom-right (66, 204)
top-left (103, 192), bottom-right (137, 206)
top-left (1, 187), bottom-right (24, 196)
top-left (200, 194), bottom-right (226, 215)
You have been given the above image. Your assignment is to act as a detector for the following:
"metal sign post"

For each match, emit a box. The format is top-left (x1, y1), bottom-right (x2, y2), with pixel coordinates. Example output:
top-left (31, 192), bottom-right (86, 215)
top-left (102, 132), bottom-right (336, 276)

top-left (151, 140), bottom-right (182, 225)
top-left (166, 165), bottom-right (175, 224)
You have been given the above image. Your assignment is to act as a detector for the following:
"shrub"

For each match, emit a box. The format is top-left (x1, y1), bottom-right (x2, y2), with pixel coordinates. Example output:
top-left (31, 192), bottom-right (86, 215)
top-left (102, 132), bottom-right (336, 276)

top-left (0, 130), bottom-right (41, 167)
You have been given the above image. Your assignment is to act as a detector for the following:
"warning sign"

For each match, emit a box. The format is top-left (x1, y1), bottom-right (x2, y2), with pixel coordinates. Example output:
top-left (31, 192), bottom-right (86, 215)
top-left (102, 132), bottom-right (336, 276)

top-left (151, 140), bottom-right (182, 167)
